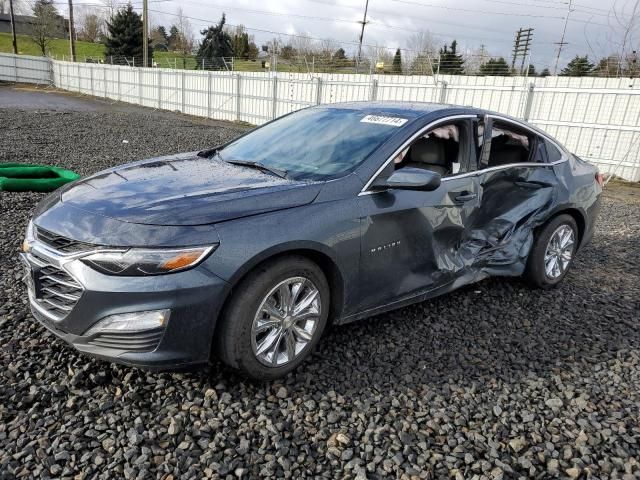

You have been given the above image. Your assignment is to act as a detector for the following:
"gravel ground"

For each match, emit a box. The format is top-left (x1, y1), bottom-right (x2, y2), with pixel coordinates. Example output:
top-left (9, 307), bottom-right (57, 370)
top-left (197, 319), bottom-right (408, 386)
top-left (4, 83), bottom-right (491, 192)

top-left (1, 88), bottom-right (640, 479)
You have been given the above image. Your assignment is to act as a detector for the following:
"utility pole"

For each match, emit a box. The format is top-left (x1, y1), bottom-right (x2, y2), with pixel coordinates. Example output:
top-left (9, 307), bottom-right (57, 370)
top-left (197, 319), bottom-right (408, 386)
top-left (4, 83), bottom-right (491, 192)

top-left (356, 0), bottom-right (370, 65)
top-left (553, 0), bottom-right (573, 75)
top-left (512, 27), bottom-right (534, 74)
top-left (9, 0), bottom-right (18, 54)
top-left (142, 0), bottom-right (149, 67)
top-left (9, 0), bottom-right (18, 55)
top-left (68, 0), bottom-right (77, 61)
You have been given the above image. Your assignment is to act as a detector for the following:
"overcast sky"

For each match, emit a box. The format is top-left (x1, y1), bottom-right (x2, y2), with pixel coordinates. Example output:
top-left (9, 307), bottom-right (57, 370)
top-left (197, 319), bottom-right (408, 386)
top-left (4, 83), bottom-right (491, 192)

top-left (65, 0), bottom-right (637, 71)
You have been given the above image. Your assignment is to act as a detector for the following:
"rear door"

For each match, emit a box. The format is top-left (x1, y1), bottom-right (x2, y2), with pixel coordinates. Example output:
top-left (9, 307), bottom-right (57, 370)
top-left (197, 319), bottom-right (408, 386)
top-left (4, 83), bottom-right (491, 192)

top-left (470, 115), bottom-right (560, 272)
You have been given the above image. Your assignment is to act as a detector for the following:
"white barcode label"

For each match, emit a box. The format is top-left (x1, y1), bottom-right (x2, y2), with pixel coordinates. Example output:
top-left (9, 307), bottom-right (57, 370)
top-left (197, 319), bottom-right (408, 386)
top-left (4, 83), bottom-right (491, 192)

top-left (360, 115), bottom-right (408, 127)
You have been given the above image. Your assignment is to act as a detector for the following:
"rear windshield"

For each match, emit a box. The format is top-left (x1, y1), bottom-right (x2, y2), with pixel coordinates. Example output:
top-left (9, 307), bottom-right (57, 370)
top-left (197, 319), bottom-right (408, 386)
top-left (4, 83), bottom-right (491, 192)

top-left (220, 107), bottom-right (407, 180)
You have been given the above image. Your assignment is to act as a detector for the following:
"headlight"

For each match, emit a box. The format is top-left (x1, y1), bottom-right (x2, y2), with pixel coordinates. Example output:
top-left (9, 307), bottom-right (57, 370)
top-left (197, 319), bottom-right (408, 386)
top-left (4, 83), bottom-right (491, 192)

top-left (22, 220), bottom-right (36, 253)
top-left (81, 245), bottom-right (217, 276)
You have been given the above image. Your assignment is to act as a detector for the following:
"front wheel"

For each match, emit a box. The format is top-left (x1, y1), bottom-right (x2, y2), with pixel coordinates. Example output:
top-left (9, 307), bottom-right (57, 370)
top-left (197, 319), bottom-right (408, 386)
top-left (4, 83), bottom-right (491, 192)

top-left (214, 256), bottom-right (329, 380)
top-left (524, 214), bottom-right (578, 289)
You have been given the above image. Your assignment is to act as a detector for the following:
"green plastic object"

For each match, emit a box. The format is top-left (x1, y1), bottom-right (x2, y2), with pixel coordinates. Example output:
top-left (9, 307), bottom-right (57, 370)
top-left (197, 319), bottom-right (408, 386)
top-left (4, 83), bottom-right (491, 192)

top-left (0, 163), bottom-right (80, 192)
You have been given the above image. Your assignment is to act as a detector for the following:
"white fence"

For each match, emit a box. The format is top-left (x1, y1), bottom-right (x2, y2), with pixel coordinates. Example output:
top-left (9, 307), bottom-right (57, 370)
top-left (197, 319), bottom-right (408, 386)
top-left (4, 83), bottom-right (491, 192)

top-left (1, 52), bottom-right (639, 181)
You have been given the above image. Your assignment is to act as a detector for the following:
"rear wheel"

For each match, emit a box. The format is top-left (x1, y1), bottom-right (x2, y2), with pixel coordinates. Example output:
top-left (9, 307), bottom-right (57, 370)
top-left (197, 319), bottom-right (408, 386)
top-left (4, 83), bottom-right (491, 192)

top-left (525, 214), bottom-right (578, 289)
top-left (215, 256), bottom-right (329, 380)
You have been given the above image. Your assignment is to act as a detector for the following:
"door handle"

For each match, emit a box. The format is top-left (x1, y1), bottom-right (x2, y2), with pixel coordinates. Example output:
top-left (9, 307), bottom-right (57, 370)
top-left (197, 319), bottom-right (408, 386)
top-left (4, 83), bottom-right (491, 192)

top-left (454, 193), bottom-right (477, 202)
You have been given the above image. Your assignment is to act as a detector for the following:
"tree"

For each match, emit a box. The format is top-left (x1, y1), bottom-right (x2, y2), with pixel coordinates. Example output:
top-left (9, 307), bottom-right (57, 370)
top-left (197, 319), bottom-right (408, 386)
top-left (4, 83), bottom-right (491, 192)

top-left (31, 0), bottom-right (59, 56)
top-left (333, 48), bottom-right (346, 60)
top-left (392, 48), bottom-right (402, 73)
top-left (479, 57), bottom-right (510, 76)
top-left (173, 7), bottom-right (195, 67)
top-left (540, 68), bottom-right (551, 77)
top-left (280, 44), bottom-right (296, 59)
top-left (527, 64), bottom-right (537, 76)
top-left (104, 4), bottom-right (152, 65)
top-left (196, 14), bottom-right (234, 70)
top-left (229, 26), bottom-right (247, 58)
top-left (76, 7), bottom-right (104, 43)
top-left (463, 46), bottom-right (490, 75)
top-left (246, 42), bottom-right (259, 60)
top-left (406, 30), bottom-right (438, 75)
top-left (592, 55), bottom-right (618, 77)
top-left (561, 55), bottom-right (594, 76)
top-left (606, 1), bottom-right (640, 75)
top-left (438, 40), bottom-right (464, 74)
top-left (100, 0), bottom-right (118, 20)
top-left (168, 25), bottom-right (180, 50)
top-left (151, 25), bottom-right (169, 51)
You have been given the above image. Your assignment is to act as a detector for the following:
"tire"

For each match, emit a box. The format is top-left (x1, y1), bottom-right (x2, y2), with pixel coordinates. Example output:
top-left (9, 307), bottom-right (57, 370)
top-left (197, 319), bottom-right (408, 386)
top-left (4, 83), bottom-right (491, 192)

top-left (214, 255), bottom-right (330, 380)
top-left (524, 214), bottom-right (579, 289)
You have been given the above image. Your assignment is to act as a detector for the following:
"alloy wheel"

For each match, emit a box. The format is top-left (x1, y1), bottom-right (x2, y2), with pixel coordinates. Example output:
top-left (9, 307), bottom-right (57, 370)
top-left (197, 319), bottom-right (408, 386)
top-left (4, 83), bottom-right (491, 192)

top-left (544, 224), bottom-right (575, 279)
top-left (251, 276), bottom-right (321, 367)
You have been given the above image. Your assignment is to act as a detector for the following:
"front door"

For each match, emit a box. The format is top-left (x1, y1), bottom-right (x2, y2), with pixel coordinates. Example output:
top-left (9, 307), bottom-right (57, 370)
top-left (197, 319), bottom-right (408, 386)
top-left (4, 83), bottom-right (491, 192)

top-left (355, 117), bottom-right (482, 311)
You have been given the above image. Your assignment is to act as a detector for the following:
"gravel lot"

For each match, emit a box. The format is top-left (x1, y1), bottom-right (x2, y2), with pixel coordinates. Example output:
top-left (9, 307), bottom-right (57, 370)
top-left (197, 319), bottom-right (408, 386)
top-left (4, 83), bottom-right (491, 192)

top-left (1, 86), bottom-right (639, 479)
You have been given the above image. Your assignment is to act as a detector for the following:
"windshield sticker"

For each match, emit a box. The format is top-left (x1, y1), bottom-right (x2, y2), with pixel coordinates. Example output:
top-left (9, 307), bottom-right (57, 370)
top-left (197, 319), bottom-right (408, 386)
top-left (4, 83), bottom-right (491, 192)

top-left (360, 115), bottom-right (408, 127)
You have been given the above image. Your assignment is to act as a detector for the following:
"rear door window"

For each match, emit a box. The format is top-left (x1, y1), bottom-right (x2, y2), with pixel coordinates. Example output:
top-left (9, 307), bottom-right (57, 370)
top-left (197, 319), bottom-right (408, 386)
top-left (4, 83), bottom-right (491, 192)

top-left (545, 140), bottom-right (563, 162)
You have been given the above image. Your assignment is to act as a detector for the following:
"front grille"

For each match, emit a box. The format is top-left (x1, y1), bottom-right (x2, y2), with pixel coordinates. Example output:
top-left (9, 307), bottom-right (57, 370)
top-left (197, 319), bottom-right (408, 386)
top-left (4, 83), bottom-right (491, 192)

top-left (87, 329), bottom-right (164, 352)
top-left (36, 227), bottom-right (97, 254)
top-left (29, 251), bottom-right (83, 320)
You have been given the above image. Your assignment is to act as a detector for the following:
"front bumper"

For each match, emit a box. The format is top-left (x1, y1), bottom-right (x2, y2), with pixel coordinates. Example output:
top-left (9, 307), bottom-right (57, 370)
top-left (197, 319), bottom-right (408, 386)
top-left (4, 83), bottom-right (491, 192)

top-left (21, 241), bottom-right (230, 370)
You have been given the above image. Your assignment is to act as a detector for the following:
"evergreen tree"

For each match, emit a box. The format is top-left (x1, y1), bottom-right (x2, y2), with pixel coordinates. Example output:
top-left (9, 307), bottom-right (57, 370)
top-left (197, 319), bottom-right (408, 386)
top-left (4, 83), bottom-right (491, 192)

top-left (561, 55), bottom-right (594, 77)
top-left (392, 48), bottom-right (402, 73)
top-left (527, 64), bottom-right (536, 76)
top-left (333, 48), bottom-right (346, 60)
top-left (168, 25), bottom-right (180, 50)
top-left (157, 26), bottom-right (168, 42)
top-left (230, 26), bottom-right (251, 59)
top-left (479, 57), bottom-right (510, 76)
top-left (104, 5), bottom-right (152, 65)
top-left (151, 25), bottom-right (169, 51)
top-left (540, 68), bottom-right (551, 77)
top-left (438, 40), bottom-right (464, 74)
top-left (196, 14), bottom-right (233, 69)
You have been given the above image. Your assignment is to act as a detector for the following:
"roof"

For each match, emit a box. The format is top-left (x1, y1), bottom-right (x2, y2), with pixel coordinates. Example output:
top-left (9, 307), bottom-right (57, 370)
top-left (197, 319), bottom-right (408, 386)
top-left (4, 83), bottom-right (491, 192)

top-left (319, 101), bottom-right (473, 119)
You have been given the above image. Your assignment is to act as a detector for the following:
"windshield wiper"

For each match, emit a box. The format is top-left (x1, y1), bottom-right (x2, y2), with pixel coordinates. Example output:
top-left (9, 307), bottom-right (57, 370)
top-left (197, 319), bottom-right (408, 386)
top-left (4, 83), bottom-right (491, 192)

top-left (224, 159), bottom-right (288, 179)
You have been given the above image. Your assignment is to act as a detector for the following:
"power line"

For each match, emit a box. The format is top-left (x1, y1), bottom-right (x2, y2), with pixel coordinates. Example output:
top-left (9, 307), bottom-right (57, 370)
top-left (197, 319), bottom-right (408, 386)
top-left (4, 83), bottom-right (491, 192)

top-left (385, 0), bottom-right (609, 27)
top-left (151, 0), bottom-right (520, 45)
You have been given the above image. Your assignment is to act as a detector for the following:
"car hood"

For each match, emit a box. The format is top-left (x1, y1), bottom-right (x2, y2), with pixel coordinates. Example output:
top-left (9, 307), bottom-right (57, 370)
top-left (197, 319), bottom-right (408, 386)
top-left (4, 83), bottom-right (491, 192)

top-left (60, 152), bottom-right (322, 226)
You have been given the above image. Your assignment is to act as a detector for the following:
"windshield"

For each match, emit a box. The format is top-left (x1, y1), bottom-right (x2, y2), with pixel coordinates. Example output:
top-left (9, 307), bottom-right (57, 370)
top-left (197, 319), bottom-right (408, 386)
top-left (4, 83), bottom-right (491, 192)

top-left (219, 107), bottom-right (407, 180)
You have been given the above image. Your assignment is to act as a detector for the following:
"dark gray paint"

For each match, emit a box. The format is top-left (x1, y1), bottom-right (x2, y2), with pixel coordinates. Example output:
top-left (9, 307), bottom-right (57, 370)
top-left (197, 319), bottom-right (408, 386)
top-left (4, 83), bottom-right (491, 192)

top-left (25, 103), bottom-right (602, 369)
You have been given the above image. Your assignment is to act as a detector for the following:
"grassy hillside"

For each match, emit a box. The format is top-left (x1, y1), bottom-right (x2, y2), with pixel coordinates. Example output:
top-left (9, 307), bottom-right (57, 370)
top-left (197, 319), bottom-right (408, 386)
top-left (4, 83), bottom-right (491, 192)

top-left (0, 33), bottom-right (104, 59)
top-left (0, 33), bottom-right (354, 73)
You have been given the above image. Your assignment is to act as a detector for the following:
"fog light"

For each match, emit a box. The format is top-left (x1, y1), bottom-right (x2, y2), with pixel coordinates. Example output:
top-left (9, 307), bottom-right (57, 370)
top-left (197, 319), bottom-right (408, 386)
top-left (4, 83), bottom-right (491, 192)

top-left (83, 309), bottom-right (170, 337)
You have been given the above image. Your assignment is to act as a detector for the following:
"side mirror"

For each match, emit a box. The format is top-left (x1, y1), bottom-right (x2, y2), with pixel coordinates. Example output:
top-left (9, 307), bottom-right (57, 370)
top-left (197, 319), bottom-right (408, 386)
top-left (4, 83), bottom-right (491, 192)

top-left (372, 167), bottom-right (441, 191)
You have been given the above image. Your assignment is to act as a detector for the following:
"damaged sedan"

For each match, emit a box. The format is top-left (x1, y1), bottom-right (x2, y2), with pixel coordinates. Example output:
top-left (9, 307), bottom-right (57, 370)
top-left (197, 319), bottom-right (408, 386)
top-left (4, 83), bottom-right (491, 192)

top-left (21, 102), bottom-right (602, 379)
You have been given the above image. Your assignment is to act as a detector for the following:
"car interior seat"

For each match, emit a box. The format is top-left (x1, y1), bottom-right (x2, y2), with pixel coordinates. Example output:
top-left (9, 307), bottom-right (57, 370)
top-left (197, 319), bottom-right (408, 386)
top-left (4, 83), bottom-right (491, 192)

top-left (405, 138), bottom-right (449, 176)
top-left (487, 135), bottom-right (530, 167)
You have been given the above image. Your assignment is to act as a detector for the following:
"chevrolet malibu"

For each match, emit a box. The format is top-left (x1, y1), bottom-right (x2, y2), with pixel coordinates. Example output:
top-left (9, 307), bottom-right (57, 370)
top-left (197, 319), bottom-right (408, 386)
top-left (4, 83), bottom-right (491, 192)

top-left (21, 102), bottom-right (602, 379)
